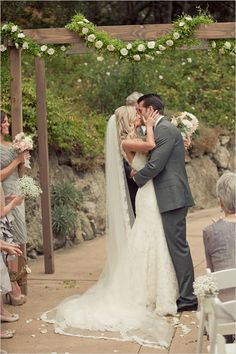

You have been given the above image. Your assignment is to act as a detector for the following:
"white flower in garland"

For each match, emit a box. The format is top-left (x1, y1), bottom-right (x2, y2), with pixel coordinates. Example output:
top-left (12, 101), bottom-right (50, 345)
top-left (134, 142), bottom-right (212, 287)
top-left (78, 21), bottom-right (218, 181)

top-left (224, 41), bottom-right (231, 50)
top-left (120, 48), bottom-right (128, 56)
top-left (11, 25), bottom-right (18, 32)
top-left (145, 54), bottom-right (154, 60)
top-left (179, 21), bottom-right (185, 27)
top-left (173, 32), bottom-right (180, 40)
top-left (22, 42), bottom-right (29, 49)
top-left (87, 34), bottom-right (96, 42)
top-left (137, 43), bottom-right (146, 52)
top-left (187, 57), bottom-right (192, 63)
top-left (97, 56), bottom-right (104, 61)
top-left (0, 44), bottom-right (7, 52)
top-left (77, 21), bottom-right (84, 25)
top-left (156, 50), bottom-right (162, 55)
top-left (107, 44), bottom-right (115, 51)
top-left (185, 16), bottom-right (192, 21)
top-left (47, 48), bottom-right (55, 55)
top-left (83, 19), bottom-right (89, 23)
top-left (166, 39), bottom-right (174, 46)
top-left (2, 24), bottom-right (7, 31)
top-left (158, 44), bottom-right (166, 51)
top-left (219, 48), bottom-right (225, 54)
top-left (133, 54), bottom-right (141, 61)
top-left (41, 45), bottom-right (47, 52)
top-left (60, 45), bottom-right (66, 51)
top-left (82, 27), bottom-right (89, 35)
top-left (95, 40), bottom-right (103, 49)
top-left (147, 41), bottom-right (155, 49)
top-left (126, 43), bottom-right (132, 49)
top-left (17, 32), bottom-right (25, 38)
top-left (211, 41), bottom-right (216, 48)
top-left (15, 43), bottom-right (19, 49)
top-left (159, 75), bottom-right (163, 80)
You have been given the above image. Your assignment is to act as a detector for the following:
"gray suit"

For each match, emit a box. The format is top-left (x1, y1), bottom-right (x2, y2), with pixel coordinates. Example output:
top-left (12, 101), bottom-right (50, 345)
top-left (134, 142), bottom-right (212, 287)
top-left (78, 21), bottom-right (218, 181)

top-left (134, 117), bottom-right (197, 307)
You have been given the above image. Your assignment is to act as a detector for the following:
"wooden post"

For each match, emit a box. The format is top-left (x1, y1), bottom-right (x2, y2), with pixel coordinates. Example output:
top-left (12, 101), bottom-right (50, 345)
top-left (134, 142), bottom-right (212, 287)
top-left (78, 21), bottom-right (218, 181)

top-left (35, 56), bottom-right (55, 274)
top-left (9, 47), bottom-right (22, 137)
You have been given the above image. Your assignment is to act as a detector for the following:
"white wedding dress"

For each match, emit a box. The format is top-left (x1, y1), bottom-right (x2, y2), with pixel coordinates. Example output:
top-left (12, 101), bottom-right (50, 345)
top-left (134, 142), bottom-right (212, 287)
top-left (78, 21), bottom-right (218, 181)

top-left (41, 116), bottom-right (178, 348)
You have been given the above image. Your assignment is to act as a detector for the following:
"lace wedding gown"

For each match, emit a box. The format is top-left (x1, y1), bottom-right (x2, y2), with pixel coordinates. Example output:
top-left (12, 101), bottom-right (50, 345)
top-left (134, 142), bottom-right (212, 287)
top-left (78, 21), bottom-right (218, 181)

top-left (41, 117), bottom-right (178, 348)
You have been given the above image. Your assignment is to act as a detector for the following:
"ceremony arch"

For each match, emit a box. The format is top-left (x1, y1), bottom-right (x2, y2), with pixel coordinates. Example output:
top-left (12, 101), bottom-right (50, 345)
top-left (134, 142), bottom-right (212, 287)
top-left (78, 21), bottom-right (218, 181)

top-left (6, 20), bottom-right (235, 277)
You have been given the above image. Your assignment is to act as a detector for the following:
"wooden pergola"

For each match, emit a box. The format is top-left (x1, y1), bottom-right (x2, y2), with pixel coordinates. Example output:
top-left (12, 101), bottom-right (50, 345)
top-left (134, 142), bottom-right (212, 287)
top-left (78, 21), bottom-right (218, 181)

top-left (8, 21), bottom-right (234, 277)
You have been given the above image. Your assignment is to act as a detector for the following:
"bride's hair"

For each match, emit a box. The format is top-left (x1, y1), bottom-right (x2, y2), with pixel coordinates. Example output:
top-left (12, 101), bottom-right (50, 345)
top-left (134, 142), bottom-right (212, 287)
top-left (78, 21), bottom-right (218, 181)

top-left (115, 106), bottom-right (138, 142)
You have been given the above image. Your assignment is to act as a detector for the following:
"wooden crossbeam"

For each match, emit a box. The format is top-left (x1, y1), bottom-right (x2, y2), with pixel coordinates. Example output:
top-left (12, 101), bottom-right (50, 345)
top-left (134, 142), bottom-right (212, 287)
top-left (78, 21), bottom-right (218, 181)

top-left (23, 23), bottom-right (235, 48)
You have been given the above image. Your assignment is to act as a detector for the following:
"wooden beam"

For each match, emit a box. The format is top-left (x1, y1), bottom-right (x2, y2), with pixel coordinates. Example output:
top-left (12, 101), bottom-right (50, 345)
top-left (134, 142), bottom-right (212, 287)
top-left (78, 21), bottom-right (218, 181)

top-left (9, 47), bottom-right (22, 137)
top-left (35, 57), bottom-right (55, 274)
top-left (23, 22), bottom-right (235, 46)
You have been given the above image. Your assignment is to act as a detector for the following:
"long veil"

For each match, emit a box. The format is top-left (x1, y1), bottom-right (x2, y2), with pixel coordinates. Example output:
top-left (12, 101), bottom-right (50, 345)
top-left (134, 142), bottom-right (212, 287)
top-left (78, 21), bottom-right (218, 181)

top-left (41, 115), bottom-right (175, 348)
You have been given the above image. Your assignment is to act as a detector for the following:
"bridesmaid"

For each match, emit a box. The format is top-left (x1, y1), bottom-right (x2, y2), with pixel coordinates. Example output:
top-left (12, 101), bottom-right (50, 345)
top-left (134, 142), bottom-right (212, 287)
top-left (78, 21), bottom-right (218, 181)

top-left (0, 110), bottom-right (29, 305)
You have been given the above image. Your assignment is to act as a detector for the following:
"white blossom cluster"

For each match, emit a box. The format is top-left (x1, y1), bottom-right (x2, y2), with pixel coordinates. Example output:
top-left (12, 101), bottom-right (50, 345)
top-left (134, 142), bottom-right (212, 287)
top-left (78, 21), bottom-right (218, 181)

top-left (16, 176), bottom-right (42, 199)
top-left (171, 111), bottom-right (199, 139)
top-left (193, 274), bottom-right (219, 297)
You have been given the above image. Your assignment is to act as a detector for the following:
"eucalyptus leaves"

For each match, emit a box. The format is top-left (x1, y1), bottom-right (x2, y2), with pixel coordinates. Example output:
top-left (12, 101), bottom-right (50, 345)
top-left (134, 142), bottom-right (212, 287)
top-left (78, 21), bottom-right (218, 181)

top-left (0, 12), bottom-right (235, 61)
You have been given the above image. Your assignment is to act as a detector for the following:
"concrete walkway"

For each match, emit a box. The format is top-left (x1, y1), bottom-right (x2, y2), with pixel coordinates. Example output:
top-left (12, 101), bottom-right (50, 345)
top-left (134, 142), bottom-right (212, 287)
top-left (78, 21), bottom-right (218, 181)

top-left (1, 207), bottom-right (221, 354)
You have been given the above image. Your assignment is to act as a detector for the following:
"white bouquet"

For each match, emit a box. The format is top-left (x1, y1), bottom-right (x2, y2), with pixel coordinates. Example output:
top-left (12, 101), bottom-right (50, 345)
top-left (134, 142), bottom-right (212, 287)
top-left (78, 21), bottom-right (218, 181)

top-left (12, 132), bottom-right (33, 168)
top-left (171, 111), bottom-right (199, 139)
top-left (16, 176), bottom-right (42, 199)
top-left (193, 274), bottom-right (218, 298)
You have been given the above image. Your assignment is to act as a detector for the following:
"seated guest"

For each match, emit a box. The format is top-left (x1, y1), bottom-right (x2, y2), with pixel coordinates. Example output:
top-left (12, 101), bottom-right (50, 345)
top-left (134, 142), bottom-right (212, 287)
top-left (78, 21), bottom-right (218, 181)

top-left (203, 172), bottom-right (236, 301)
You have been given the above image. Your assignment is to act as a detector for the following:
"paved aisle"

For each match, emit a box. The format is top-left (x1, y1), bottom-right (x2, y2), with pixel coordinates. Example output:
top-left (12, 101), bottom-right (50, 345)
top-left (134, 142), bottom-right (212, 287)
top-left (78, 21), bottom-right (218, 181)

top-left (2, 207), bottom-right (220, 354)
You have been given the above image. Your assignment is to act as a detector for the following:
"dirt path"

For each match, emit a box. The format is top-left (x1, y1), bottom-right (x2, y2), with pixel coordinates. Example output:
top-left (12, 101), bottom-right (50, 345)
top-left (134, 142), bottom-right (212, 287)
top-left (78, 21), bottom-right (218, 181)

top-left (1, 207), bottom-right (220, 354)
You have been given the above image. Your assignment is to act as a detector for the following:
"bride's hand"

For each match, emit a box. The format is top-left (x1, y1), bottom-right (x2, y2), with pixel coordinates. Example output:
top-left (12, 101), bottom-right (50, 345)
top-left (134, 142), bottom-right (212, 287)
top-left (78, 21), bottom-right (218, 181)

top-left (144, 110), bottom-right (159, 127)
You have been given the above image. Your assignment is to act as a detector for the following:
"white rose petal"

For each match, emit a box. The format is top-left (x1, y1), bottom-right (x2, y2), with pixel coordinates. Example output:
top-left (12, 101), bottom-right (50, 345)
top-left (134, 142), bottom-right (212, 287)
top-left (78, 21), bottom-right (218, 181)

top-left (31, 334), bottom-right (36, 337)
top-left (126, 43), bottom-right (132, 50)
top-left (60, 45), bottom-right (66, 51)
top-left (179, 21), bottom-right (185, 27)
top-left (166, 40), bottom-right (174, 46)
top-left (137, 44), bottom-right (145, 52)
top-left (147, 41), bottom-right (155, 49)
top-left (133, 54), bottom-right (141, 61)
top-left (97, 56), bottom-right (104, 61)
top-left (82, 27), bottom-right (89, 35)
top-left (40, 329), bottom-right (48, 334)
top-left (47, 48), bottom-right (55, 55)
top-left (223, 41), bottom-right (231, 49)
top-left (95, 40), bottom-right (103, 49)
top-left (22, 42), bottom-right (29, 49)
top-left (0, 44), bottom-right (7, 52)
top-left (173, 32), bottom-right (180, 40)
top-left (158, 45), bottom-right (166, 51)
top-left (11, 25), bottom-right (18, 32)
top-left (17, 33), bottom-right (25, 38)
top-left (41, 45), bottom-right (47, 52)
top-left (120, 48), bottom-right (128, 56)
top-left (107, 44), bottom-right (115, 51)
top-left (87, 34), bottom-right (96, 42)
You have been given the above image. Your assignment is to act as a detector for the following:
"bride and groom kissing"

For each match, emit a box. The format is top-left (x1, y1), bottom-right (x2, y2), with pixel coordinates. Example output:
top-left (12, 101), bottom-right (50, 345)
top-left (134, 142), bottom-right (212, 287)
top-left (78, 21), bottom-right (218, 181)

top-left (41, 93), bottom-right (198, 348)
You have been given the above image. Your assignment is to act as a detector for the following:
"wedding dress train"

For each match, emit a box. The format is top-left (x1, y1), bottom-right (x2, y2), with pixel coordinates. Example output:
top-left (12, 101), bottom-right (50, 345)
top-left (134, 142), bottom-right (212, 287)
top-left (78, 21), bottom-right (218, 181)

top-left (41, 116), bottom-right (178, 348)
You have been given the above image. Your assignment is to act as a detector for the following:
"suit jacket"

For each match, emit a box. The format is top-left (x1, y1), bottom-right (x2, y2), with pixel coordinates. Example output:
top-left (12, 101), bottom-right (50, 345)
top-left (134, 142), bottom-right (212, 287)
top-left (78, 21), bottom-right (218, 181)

top-left (134, 117), bottom-right (194, 213)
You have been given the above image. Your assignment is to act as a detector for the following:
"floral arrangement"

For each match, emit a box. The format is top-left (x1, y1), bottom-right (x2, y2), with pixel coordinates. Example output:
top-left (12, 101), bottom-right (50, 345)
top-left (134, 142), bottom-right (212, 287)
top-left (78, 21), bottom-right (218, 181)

top-left (16, 175), bottom-right (42, 199)
top-left (171, 111), bottom-right (199, 139)
top-left (12, 132), bottom-right (33, 168)
top-left (193, 274), bottom-right (219, 297)
top-left (0, 11), bottom-right (235, 60)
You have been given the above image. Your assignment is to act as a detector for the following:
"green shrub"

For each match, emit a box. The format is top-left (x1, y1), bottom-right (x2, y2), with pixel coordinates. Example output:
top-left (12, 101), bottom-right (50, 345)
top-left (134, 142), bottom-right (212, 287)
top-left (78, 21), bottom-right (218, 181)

top-left (51, 181), bottom-right (83, 209)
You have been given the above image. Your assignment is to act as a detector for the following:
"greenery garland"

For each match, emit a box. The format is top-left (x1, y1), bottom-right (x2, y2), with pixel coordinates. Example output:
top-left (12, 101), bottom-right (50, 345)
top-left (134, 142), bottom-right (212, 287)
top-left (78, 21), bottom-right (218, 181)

top-left (0, 11), bottom-right (235, 61)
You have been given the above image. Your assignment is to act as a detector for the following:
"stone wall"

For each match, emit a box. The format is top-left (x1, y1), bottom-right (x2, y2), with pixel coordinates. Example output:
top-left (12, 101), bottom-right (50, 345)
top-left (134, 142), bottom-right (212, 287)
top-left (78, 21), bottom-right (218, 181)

top-left (25, 130), bottom-right (235, 258)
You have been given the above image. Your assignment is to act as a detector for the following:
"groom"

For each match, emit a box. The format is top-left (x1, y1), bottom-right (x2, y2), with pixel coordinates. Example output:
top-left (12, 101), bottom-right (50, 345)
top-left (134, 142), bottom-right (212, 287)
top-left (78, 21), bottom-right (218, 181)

top-left (133, 93), bottom-right (198, 312)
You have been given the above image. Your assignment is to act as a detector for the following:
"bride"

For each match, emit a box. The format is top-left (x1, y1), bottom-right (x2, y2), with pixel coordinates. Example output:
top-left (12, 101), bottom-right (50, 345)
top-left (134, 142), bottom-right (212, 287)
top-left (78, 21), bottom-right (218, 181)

top-left (41, 106), bottom-right (178, 348)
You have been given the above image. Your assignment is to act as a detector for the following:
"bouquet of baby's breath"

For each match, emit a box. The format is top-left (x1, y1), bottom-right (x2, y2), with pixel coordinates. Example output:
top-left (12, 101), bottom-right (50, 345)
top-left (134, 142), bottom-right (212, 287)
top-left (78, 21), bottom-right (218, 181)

top-left (171, 111), bottom-right (199, 139)
top-left (16, 176), bottom-right (42, 199)
top-left (193, 274), bottom-right (218, 298)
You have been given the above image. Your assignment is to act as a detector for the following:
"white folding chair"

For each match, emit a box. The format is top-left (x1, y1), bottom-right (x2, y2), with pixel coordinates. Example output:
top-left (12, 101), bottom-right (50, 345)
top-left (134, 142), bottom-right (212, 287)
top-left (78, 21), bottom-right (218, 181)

top-left (196, 268), bottom-right (236, 354)
top-left (215, 332), bottom-right (236, 354)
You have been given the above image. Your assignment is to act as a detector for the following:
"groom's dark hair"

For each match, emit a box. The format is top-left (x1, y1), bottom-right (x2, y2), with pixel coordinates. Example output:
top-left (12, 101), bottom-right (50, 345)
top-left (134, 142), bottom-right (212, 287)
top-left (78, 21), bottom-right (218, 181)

top-left (137, 93), bottom-right (164, 114)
